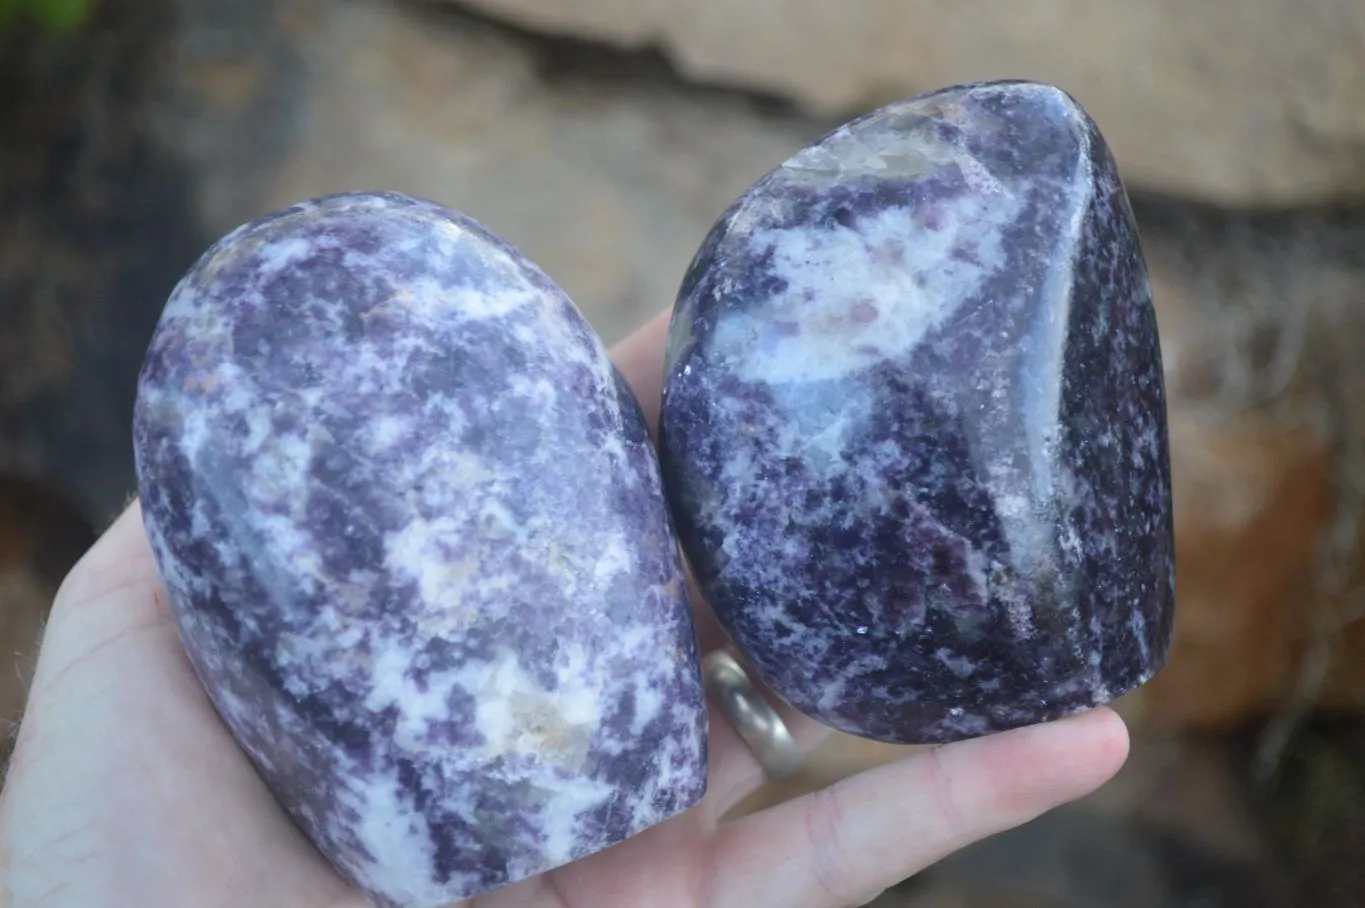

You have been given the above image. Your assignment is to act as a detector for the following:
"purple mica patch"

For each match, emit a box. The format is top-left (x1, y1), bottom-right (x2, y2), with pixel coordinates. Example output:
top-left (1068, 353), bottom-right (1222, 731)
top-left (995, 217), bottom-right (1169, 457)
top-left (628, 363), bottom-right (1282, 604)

top-left (133, 192), bottom-right (707, 906)
top-left (660, 81), bottom-right (1175, 745)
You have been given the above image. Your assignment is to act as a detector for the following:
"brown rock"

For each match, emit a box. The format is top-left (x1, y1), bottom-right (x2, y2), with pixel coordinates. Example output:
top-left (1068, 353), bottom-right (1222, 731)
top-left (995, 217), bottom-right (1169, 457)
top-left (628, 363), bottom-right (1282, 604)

top-left (451, 0), bottom-right (1365, 207)
top-left (1124, 202), bottom-right (1365, 733)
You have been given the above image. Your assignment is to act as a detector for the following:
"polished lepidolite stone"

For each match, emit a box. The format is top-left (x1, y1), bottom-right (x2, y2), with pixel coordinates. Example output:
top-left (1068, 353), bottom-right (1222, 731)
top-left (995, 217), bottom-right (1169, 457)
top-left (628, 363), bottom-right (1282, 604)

top-left (133, 192), bottom-right (707, 906)
top-left (660, 81), bottom-right (1175, 745)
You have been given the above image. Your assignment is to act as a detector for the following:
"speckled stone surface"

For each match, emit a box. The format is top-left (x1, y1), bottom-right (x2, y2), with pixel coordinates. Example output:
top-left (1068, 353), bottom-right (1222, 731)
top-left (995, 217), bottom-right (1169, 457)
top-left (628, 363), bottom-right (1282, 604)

top-left (660, 81), bottom-right (1175, 745)
top-left (133, 192), bottom-right (707, 907)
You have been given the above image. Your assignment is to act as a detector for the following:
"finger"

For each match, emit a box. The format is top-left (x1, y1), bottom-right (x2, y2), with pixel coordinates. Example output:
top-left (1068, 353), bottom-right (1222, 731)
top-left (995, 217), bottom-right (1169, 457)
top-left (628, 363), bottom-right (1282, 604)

top-left (699, 654), bottom-right (836, 819)
top-left (1, 504), bottom-right (357, 905)
top-left (707, 707), bottom-right (1131, 908)
top-left (23, 502), bottom-right (172, 709)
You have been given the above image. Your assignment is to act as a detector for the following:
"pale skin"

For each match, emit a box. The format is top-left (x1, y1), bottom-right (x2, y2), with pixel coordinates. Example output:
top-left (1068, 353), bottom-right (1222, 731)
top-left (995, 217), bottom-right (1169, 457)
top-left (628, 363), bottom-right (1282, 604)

top-left (0, 310), bottom-right (1130, 907)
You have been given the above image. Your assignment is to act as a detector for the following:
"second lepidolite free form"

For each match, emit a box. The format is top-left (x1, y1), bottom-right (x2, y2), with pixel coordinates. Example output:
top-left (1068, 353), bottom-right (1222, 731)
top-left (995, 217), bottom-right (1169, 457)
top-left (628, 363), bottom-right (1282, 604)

top-left (133, 192), bottom-right (707, 907)
top-left (661, 80), bottom-right (1175, 745)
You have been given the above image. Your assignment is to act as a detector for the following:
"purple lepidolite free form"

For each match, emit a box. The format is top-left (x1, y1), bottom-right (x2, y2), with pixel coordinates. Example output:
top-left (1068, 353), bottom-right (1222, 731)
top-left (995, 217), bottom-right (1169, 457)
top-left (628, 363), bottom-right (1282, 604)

top-left (133, 192), bottom-right (707, 906)
top-left (660, 81), bottom-right (1175, 745)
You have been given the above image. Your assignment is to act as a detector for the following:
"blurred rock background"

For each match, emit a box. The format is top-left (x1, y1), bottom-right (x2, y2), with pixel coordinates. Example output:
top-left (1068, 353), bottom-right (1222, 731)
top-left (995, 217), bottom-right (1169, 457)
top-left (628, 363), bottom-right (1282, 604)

top-left (3, 0), bottom-right (1364, 904)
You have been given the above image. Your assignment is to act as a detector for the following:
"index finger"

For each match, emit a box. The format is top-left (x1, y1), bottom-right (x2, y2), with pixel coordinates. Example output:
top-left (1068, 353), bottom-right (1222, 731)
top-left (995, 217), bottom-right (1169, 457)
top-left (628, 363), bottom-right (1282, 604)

top-left (709, 707), bottom-right (1131, 908)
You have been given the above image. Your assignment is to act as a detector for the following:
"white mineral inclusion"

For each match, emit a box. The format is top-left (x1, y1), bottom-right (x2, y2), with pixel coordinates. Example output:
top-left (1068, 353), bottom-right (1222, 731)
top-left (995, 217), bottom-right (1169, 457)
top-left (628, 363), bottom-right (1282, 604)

top-left (714, 85), bottom-right (1098, 587)
top-left (710, 98), bottom-right (1038, 388)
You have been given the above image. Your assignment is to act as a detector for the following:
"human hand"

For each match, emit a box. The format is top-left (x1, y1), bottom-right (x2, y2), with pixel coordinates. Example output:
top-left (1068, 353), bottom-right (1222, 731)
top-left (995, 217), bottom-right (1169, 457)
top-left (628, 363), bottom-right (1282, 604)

top-left (0, 310), bottom-right (1130, 908)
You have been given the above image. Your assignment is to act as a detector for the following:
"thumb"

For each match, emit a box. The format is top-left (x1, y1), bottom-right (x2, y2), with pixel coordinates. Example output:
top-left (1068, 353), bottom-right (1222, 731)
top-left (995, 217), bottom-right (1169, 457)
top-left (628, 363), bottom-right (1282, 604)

top-left (4, 502), bottom-right (176, 790)
top-left (0, 503), bottom-right (357, 905)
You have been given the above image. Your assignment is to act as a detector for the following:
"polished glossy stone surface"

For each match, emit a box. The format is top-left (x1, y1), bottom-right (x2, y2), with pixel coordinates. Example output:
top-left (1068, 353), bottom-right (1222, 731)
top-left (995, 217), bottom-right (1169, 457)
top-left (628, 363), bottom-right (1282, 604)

top-left (660, 81), bottom-right (1175, 744)
top-left (133, 192), bottom-right (706, 906)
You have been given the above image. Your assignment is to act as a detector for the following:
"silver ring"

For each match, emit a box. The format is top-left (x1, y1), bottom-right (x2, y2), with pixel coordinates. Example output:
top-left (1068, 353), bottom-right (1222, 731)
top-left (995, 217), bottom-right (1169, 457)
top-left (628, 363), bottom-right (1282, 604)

top-left (703, 649), bottom-right (804, 780)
